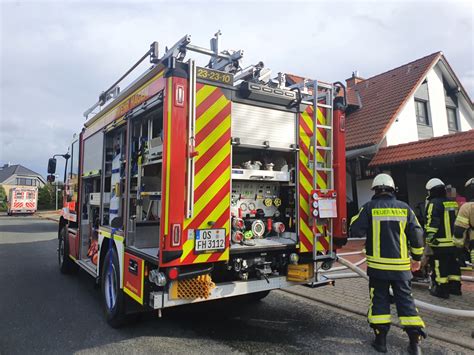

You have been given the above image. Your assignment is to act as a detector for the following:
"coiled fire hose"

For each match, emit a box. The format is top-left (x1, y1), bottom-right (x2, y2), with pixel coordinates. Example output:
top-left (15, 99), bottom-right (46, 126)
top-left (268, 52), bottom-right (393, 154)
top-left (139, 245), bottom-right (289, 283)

top-left (334, 256), bottom-right (474, 318)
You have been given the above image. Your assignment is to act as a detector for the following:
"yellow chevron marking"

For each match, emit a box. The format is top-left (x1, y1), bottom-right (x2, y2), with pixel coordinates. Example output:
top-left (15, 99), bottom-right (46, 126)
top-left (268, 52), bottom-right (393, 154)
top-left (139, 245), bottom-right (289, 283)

top-left (196, 85), bottom-right (217, 107)
top-left (317, 108), bottom-right (326, 125)
top-left (184, 172), bottom-right (229, 230)
top-left (300, 171), bottom-right (313, 195)
top-left (317, 130), bottom-right (327, 147)
top-left (196, 95), bottom-right (229, 134)
top-left (218, 248), bottom-right (229, 261)
top-left (197, 192), bottom-right (230, 229)
top-left (194, 144), bottom-right (230, 190)
top-left (317, 171), bottom-right (327, 189)
top-left (180, 239), bottom-right (194, 262)
top-left (299, 192), bottom-right (310, 213)
top-left (300, 219), bottom-right (314, 250)
top-left (195, 116), bottom-right (231, 160)
top-left (301, 111), bottom-right (314, 133)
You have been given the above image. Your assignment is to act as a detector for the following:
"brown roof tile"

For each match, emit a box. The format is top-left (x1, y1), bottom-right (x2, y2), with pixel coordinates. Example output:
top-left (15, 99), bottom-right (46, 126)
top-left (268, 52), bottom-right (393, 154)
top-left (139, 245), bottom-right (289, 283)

top-left (369, 129), bottom-right (474, 167)
top-left (346, 52), bottom-right (442, 150)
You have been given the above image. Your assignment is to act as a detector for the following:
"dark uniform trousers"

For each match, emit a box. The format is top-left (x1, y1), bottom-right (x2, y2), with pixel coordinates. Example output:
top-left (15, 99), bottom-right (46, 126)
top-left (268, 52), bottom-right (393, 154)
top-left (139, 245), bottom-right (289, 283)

top-left (425, 199), bottom-right (461, 290)
top-left (368, 278), bottom-right (424, 330)
top-left (429, 249), bottom-right (461, 287)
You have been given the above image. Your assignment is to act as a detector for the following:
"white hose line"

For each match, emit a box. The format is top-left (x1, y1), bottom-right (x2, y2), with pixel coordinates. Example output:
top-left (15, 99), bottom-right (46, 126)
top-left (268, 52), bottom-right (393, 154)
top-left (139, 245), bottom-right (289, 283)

top-left (325, 257), bottom-right (366, 272)
top-left (337, 256), bottom-right (474, 318)
top-left (322, 272), bottom-right (361, 279)
top-left (337, 250), bottom-right (364, 256)
top-left (462, 276), bottom-right (474, 282)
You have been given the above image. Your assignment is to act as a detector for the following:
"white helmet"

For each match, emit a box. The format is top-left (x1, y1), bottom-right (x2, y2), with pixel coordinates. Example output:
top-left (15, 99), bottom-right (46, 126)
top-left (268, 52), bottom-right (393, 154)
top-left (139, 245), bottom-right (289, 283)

top-left (371, 173), bottom-right (395, 190)
top-left (465, 178), bottom-right (474, 187)
top-left (425, 178), bottom-right (445, 191)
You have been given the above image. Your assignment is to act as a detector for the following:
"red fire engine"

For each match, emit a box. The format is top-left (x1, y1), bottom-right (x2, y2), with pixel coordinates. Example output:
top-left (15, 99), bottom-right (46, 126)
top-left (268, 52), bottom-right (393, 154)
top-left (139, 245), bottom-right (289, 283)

top-left (48, 33), bottom-right (347, 327)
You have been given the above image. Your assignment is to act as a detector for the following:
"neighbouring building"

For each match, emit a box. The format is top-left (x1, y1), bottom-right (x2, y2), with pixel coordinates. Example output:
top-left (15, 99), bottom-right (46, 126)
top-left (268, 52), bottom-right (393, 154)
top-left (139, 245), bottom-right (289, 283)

top-left (345, 52), bottom-right (474, 217)
top-left (0, 163), bottom-right (46, 196)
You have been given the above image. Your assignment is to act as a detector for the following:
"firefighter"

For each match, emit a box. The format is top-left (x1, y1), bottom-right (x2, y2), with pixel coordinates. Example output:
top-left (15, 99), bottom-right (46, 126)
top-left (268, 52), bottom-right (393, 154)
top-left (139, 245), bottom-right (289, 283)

top-left (350, 173), bottom-right (425, 354)
top-left (453, 178), bottom-right (474, 268)
top-left (424, 178), bottom-right (461, 298)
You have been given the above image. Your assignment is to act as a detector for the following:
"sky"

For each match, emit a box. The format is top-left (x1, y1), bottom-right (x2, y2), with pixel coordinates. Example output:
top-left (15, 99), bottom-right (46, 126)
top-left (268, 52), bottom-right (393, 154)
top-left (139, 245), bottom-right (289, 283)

top-left (0, 0), bottom-right (473, 178)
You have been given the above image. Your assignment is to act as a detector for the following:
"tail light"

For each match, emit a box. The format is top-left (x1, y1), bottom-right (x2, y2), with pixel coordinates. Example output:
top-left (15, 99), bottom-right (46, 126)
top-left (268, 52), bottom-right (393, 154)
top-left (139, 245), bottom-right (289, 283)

top-left (168, 267), bottom-right (179, 280)
top-left (171, 224), bottom-right (181, 247)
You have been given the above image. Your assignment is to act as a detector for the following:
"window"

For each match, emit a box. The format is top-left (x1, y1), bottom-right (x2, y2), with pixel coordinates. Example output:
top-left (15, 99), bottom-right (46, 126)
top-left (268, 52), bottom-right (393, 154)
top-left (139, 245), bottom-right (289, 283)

top-left (415, 100), bottom-right (429, 125)
top-left (446, 107), bottom-right (458, 131)
top-left (27, 192), bottom-right (35, 199)
top-left (15, 192), bottom-right (23, 199)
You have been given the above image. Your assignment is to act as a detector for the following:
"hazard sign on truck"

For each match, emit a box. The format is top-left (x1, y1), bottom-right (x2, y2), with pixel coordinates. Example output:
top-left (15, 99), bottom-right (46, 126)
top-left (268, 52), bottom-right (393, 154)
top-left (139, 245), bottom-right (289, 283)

top-left (48, 32), bottom-right (347, 327)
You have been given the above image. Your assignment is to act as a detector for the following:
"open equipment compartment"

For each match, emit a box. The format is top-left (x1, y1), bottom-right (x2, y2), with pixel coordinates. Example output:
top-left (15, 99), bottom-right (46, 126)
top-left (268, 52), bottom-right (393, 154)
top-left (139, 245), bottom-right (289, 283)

top-left (229, 93), bottom-right (300, 254)
top-left (126, 95), bottom-right (164, 260)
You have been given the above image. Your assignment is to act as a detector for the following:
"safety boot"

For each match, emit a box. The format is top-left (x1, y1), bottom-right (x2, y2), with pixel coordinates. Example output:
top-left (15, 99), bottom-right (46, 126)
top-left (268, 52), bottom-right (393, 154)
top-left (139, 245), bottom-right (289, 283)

top-left (406, 328), bottom-right (426, 355)
top-left (448, 281), bottom-right (462, 295)
top-left (371, 328), bottom-right (387, 353)
top-left (429, 285), bottom-right (449, 299)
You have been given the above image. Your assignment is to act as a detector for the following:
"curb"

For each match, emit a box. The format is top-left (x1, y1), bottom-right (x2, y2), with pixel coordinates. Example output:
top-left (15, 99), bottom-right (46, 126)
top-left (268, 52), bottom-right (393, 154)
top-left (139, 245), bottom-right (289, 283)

top-left (281, 288), bottom-right (474, 351)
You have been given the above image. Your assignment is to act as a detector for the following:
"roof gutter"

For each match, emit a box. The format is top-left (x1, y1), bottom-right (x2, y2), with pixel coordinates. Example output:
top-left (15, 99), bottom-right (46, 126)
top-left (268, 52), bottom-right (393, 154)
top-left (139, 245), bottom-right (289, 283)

top-left (345, 143), bottom-right (380, 160)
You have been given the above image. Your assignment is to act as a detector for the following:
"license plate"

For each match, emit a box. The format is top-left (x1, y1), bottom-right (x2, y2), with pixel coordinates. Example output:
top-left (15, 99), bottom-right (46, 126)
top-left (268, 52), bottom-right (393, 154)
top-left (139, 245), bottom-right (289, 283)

top-left (194, 229), bottom-right (226, 253)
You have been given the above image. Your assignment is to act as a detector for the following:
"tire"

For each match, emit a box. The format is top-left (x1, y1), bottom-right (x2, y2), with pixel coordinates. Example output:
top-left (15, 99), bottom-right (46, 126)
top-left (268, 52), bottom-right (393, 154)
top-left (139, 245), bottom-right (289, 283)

top-left (58, 227), bottom-right (77, 274)
top-left (101, 247), bottom-right (127, 328)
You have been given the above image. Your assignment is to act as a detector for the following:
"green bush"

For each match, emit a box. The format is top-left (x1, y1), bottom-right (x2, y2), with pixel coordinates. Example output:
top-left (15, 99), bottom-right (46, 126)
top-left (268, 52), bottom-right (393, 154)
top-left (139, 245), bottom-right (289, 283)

top-left (0, 185), bottom-right (6, 212)
top-left (38, 184), bottom-right (58, 210)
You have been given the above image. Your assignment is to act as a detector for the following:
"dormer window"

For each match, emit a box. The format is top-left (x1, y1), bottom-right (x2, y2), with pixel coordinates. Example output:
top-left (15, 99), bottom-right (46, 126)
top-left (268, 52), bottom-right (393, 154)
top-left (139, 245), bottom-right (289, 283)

top-left (446, 107), bottom-right (458, 132)
top-left (415, 99), bottom-right (430, 125)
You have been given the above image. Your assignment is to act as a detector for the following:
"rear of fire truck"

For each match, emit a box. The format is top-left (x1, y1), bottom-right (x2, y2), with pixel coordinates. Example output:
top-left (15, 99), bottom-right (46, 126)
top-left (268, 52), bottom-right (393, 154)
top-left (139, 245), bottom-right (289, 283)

top-left (59, 33), bottom-right (347, 326)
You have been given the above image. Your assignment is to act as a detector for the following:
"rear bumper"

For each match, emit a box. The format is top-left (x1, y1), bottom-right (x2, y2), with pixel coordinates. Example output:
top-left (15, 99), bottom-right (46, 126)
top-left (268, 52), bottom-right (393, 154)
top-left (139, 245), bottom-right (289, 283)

top-left (149, 275), bottom-right (312, 309)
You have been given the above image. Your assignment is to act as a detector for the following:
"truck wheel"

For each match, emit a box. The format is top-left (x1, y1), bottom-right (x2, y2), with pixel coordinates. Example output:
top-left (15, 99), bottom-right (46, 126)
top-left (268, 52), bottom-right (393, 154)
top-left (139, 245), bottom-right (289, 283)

top-left (58, 227), bottom-right (77, 274)
top-left (101, 248), bottom-right (126, 328)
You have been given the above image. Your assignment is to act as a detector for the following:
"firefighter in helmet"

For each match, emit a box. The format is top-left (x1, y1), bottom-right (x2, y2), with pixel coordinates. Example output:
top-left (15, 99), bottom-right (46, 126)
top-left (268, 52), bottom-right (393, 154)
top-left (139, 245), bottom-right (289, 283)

top-left (453, 178), bottom-right (474, 269)
top-left (350, 173), bottom-right (425, 354)
top-left (424, 178), bottom-right (461, 298)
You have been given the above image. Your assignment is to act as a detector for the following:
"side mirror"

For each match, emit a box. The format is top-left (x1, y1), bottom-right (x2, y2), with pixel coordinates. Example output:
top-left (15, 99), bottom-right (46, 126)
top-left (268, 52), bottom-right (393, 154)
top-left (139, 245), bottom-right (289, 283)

top-left (47, 158), bottom-right (57, 174)
top-left (47, 174), bottom-right (56, 183)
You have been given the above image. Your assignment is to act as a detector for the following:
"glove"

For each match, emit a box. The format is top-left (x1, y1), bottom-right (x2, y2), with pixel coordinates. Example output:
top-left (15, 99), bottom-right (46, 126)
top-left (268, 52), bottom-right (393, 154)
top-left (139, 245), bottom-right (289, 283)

top-left (456, 248), bottom-right (467, 267)
top-left (426, 234), bottom-right (438, 246)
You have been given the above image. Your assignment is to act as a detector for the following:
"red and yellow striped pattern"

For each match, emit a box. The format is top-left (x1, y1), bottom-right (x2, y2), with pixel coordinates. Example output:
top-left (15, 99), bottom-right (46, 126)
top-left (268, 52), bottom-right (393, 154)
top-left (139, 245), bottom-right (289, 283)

top-left (298, 105), bottom-right (330, 253)
top-left (180, 83), bottom-right (231, 265)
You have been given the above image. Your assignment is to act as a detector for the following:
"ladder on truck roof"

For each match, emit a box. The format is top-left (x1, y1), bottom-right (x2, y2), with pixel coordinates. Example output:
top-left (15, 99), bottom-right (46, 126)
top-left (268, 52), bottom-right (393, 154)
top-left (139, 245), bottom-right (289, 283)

top-left (304, 81), bottom-right (336, 262)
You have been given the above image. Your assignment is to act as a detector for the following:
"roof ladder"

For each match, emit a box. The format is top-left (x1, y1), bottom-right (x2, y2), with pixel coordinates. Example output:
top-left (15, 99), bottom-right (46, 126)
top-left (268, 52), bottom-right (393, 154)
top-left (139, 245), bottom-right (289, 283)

top-left (310, 80), bottom-right (335, 262)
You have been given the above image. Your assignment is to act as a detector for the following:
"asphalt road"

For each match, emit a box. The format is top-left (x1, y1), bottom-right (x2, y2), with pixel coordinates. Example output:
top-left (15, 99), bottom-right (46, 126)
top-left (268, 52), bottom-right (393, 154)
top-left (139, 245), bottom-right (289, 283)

top-left (0, 215), bottom-right (468, 354)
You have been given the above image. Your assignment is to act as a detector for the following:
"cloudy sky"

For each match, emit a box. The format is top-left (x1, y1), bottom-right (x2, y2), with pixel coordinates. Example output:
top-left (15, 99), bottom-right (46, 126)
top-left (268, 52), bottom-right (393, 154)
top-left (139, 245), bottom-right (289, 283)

top-left (0, 0), bottom-right (473, 178)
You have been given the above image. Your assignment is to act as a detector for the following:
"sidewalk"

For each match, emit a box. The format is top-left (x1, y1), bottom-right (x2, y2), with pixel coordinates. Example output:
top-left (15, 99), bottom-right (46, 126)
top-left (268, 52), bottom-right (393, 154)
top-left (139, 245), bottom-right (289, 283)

top-left (35, 210), bottom-right (61, 222)
top-left (289, 240), bottom-right (474, 349)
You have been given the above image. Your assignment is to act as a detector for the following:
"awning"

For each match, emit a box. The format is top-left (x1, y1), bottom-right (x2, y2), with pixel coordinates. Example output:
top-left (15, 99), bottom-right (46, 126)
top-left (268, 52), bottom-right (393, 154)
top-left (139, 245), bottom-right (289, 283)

top-left (369, 129), bottom-right (474, 167)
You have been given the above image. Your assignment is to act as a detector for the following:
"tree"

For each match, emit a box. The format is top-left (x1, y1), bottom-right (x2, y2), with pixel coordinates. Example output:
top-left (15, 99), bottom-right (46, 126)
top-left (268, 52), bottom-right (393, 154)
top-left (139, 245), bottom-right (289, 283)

top-left (38, 184), bottom-right (57, 210)
top-left (0, 185), bottom-right (6, 212)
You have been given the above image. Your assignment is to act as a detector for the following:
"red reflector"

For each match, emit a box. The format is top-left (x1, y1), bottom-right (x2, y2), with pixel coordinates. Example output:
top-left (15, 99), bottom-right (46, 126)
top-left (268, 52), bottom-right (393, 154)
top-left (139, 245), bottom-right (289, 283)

top-left (171, 224), bottom-right (181, 247)
top-left (168, 267), bottom-right (179, 280)
top-left (342, 217), bottom-right (347, 235)
top-left (175, 84), bottom-right (184, 107)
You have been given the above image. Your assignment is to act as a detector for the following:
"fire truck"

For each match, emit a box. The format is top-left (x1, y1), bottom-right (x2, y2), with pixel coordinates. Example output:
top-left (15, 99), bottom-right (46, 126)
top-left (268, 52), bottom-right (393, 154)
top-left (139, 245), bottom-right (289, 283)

top-left (48, 32), bottom-right (347, 327)
top-left (7, 187), bottom-right (38, 215)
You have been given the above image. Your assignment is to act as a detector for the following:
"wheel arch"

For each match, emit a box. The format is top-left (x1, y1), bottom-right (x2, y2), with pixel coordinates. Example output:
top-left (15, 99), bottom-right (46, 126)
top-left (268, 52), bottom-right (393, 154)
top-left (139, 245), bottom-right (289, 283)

top-left (98, 236), bottom-right (124, 288)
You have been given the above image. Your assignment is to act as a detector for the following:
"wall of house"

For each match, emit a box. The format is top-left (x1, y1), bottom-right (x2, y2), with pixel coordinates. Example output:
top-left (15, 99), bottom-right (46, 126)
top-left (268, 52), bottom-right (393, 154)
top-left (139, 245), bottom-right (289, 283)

top-left (356, 179), bottom-right (373, 208)
top-left (385, 94), bottom-right (419, 146)
top-left (406, 173), bottom-right (428, 208)
top-left (384, 63), bottom-right (473, 147)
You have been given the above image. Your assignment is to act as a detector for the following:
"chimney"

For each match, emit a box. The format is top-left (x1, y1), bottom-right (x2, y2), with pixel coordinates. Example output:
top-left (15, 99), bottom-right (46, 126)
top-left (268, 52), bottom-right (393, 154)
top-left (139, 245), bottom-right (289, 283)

top-left (346, 71), bottom-right (364, 88)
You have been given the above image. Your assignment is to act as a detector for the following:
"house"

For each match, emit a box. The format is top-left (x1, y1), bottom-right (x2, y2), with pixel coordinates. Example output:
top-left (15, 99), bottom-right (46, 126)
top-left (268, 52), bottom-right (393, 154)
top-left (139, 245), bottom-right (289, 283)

top-left (0, 163), bottom-right (46, 195)
top-left (345, 52), bottom-right (474, 216)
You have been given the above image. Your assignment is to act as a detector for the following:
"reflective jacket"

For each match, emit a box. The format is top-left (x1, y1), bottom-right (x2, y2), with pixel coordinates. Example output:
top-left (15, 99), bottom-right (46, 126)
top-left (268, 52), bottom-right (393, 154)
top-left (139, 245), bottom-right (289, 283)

top-left (425, 197), bottom-right (458, 249)
top-left (453, 201), bottom-right (474, 248)
top-left (350, 193), bottom-right (424, 280)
